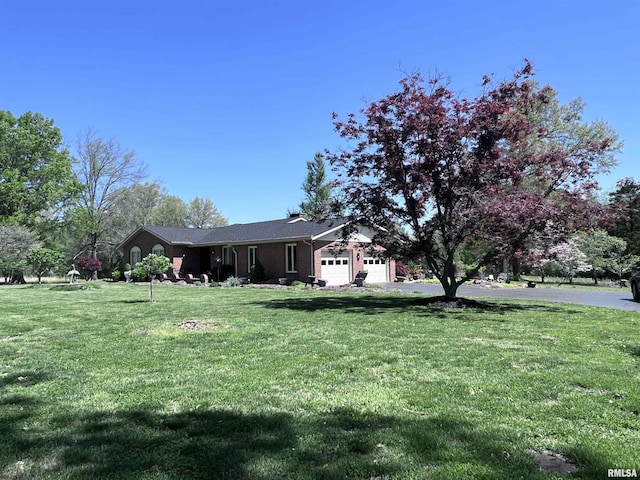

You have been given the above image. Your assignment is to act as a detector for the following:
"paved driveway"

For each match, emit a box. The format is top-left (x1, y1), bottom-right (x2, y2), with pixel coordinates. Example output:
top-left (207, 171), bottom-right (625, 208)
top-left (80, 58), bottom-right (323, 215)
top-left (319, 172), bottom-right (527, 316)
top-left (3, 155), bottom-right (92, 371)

top-left (381, 282), bottom-right (640, 313)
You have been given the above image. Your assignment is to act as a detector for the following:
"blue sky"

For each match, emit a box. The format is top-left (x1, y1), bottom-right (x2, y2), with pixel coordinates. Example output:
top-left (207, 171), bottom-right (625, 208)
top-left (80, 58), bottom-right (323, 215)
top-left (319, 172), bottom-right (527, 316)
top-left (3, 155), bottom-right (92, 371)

top-left (2, 0), bottom-right (638, 224)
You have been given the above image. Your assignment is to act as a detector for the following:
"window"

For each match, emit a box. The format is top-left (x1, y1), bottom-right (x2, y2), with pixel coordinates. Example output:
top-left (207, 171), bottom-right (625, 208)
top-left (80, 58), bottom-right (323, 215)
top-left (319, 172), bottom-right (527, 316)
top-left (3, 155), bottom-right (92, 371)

top-left (222, 246), bottom-right (232, 265)
top-left (248, 246), bottom-right (257, 273)
top-left (286, 243), bottom-right (297, 273)
top-left (130, 246), bottom-right (141, 266)
top-left (152, 243), bottom-right (165, 256)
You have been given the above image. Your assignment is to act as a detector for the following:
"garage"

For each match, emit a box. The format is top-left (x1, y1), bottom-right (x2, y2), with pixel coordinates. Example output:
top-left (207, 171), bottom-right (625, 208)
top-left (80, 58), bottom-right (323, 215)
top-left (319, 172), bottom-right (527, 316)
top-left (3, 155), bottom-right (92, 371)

top-left (320, 251), bottom-right (351, 286)
top-left (363, 257), bottom-right (388, 283)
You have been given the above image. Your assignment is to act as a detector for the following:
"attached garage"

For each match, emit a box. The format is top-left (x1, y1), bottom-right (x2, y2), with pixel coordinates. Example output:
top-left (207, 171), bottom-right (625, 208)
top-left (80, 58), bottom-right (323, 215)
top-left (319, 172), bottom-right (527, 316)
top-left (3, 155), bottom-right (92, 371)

top-left (320, 251), bottom-right (351, 286)
top-left (363, 257), bottom-right (388, 283)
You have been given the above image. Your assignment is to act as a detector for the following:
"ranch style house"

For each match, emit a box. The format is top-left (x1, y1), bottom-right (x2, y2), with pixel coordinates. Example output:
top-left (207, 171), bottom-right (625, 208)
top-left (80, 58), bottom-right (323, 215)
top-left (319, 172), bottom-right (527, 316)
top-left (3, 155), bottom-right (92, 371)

top-left (118, 215), bottom-right (395, 286)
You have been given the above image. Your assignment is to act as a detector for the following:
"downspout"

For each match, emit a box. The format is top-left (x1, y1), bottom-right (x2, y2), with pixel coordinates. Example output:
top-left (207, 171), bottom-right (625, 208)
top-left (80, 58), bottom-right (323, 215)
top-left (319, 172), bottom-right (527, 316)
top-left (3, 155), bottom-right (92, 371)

top-left (232, 248), bottom-right (238, 278)
top-left (303, 240), bottom-right (315, 277)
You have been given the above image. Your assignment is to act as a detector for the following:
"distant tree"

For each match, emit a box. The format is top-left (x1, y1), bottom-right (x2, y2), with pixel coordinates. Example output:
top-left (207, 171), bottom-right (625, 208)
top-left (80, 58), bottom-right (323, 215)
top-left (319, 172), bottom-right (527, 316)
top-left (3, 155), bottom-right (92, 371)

top-left (109, 182), bottom-right (165, 228)
top-left (27, 248), bottom-right (65, 284)
top-left (608, 178), bottom-right (640, 257)
top-left (574, 229), bottom-right (640, 281)
top-left (0, 110), bottom-right (79, 226)
top-left (186, 197), bottom-right (227, 228)
top-left (574, 229), bottom-right (624, 284)
top-left (150, 195), bottom-right (188, 227)
top-left (0, 225), bottom-right (41, 283)
top-left (328, 61), bottom-right (619, 299)
top-left (136, 253), bottom-right (172, 302)
top-left (73, 128), bottom-right (146, 278)
top-left (299, 152), bottom-right (334, 220)
top-left (550, 240), bottom-right (590, 284)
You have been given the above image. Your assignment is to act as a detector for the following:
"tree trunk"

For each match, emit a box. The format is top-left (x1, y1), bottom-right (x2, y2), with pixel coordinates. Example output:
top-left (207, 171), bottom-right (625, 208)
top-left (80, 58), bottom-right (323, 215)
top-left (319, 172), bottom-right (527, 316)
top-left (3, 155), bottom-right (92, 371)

top-left (511, 258), bottom-right (521, 281)
top-left (440, 259), bottom-right (459, 299)
top-left (91, 234), bottom-right (99, 281)
top-left (149, 281), bottom-right (153, 302)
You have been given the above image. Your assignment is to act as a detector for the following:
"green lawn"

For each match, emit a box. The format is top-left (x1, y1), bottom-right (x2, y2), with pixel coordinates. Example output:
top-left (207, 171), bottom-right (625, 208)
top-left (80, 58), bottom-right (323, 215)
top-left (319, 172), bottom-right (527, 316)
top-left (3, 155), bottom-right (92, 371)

top-left (0, 283), bottom-right (638, 479)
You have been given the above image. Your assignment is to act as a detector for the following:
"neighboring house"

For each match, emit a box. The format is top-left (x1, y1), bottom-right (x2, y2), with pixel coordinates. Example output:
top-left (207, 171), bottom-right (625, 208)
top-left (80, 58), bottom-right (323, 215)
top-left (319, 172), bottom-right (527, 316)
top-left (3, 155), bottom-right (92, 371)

top-left (118, 215), bottom-right (395, 286)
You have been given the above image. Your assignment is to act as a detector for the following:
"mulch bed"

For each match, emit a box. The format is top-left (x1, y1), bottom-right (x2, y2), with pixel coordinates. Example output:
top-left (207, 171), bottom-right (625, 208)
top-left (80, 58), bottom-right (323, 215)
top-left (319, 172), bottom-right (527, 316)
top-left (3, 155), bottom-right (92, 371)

top-left (411, 296), bottom-right (493, 309)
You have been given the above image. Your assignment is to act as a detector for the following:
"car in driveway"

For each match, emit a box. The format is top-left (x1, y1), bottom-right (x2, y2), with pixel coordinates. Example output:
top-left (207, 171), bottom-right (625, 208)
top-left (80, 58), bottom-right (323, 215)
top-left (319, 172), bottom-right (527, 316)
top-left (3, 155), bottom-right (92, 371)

top-left (632, 268), bottom-right (640, 302)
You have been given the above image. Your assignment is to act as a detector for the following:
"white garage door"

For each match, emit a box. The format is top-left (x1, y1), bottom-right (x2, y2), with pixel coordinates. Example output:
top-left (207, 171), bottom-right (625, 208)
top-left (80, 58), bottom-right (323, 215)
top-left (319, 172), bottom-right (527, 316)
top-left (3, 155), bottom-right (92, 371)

top-left (320, 252), bottom-right (350, 286)
top-left (363, 257), bottom-right (388, 283)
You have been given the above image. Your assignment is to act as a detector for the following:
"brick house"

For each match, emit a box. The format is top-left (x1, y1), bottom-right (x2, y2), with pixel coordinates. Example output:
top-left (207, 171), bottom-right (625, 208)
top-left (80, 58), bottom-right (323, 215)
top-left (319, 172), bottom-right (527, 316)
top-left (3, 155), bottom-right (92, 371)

top-left (118, 215), bottom-right (395, 286)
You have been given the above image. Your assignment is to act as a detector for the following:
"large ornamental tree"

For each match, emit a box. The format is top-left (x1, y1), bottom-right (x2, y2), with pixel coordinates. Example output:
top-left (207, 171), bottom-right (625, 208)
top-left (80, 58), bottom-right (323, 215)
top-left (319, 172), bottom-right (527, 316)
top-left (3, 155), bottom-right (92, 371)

top-left (328, 61), bottom-right (619, 299)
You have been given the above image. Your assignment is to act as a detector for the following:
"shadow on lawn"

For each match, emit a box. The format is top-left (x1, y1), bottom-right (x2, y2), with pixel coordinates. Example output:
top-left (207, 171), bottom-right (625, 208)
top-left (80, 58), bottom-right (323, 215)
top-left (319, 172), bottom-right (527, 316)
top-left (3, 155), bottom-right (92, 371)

top-left (254, 295), bottom-right (578, 318)
top-left (0, 371), bottom-right (609, 479)
top-left (1, 404), bottom-right (600, 479)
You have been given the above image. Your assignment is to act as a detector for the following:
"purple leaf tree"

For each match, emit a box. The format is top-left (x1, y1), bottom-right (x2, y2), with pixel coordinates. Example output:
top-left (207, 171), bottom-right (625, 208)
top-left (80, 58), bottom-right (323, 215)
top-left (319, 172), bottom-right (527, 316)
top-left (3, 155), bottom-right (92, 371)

top-left (328, 61), bottom-right (618, 300)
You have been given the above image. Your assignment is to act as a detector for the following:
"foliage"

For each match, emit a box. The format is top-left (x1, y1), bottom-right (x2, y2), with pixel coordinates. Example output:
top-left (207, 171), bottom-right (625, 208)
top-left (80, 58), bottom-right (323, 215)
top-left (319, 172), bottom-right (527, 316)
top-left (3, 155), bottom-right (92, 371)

top-left (186, 196), bottom-right (228, 228)
top-left (72, 128), bottom-right (146, 278)
top-left (608, 177), bottom-right (640, 256)
top-left (111, 270), bottom-right (122, 282)
top-left (135, 253), bottom-right (172, 301)
top-left (0, 110), bottom-right (79, 226)
top-left (548, 240), bottom-right (590, 284)
top-left (249, 260), bottom-right (267, 283)
top-left (131, 264), bottom-right (149, 282)
top-left (150, 195), bottom-right (189, 227)
top-left (299, 152), bottom-right (335, 220)
top-left (395, 262), bottom-right (409, 277)
top-left (27, 248), bottom-right (65, 283)
top-left (221, 276), bottom-right (242, 287)
top-left (573, 229), bottom-right (634, 282)
top-left (75, 255), bottom-right (103, 280)
top-left (0, 225), bottom-right (42, 283)
top-left (329, 61), bottom-right (619, 299)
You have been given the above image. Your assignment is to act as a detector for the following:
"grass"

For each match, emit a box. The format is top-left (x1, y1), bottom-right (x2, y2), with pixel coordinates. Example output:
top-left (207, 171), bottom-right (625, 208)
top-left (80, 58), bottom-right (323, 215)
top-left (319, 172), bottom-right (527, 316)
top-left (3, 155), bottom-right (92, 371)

top-left (0, 283), bottom-right (638, 479)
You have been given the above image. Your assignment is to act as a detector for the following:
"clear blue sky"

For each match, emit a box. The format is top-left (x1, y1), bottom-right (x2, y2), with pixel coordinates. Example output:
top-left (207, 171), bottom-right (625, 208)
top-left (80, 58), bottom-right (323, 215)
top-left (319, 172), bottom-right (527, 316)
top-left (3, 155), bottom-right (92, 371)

top-left (2, 0), bottom-right (638, 224)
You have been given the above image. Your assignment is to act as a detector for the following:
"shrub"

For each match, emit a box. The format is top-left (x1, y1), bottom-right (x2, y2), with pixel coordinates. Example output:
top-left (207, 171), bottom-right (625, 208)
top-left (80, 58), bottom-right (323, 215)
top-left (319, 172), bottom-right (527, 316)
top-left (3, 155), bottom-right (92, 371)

top-left (112, 270), bottom-right (122, 282)
top-left (250, 260), bottom-right (267, 283)
top-left (124, 263), bottom-right (132, 272)
top-left (76, 256), bottom-right (102, 280)
top-left (131, 265), bottom-right (149, 282)
top-left (395, 262), bottom-right (409, 277)
top-left (221, 276), bottom-right (241, 288)
top-left (220, 264), bottom-right (235, 281)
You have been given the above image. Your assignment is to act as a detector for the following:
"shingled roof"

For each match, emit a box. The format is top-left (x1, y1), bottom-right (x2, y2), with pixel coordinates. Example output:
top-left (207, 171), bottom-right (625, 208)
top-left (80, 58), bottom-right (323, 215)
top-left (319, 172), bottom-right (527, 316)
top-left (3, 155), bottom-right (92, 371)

top-left (120, 217), bottom-right (349, 248)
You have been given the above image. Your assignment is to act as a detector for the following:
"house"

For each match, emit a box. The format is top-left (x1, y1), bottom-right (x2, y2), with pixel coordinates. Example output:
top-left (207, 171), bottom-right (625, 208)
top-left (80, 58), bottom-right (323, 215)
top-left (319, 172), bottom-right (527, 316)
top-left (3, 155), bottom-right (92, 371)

top-left (118, 215), bottom-right (395, 286)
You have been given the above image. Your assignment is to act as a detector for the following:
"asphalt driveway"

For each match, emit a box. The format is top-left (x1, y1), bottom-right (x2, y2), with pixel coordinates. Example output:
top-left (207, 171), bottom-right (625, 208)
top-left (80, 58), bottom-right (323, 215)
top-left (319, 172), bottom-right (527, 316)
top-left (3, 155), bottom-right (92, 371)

top-left (382, 282), bottom-right (640, 313)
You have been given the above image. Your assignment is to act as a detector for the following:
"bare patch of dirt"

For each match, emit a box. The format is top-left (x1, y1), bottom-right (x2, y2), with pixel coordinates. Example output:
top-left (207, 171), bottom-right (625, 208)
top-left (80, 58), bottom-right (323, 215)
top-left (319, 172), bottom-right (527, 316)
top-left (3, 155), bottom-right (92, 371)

top-left (527, 449), bottom-right (579, 474)
top-left (176, 320), bottom-right (216, 331)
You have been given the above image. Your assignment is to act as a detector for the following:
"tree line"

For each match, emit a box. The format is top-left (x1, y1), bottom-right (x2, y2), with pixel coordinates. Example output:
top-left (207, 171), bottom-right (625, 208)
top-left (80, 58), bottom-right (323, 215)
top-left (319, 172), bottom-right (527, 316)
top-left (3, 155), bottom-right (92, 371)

top-left (0, 114), bottom-right (226, 282)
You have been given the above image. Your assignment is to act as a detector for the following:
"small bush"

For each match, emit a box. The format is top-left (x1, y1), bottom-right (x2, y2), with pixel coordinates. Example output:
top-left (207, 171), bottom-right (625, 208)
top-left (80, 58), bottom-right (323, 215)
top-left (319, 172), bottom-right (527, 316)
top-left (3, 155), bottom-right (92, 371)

top-left (124, 263), bottom-right (132, 272)
top-left (396, 262), bottom-right (409, 277)
top-left (112, 270), bottom-right (122, 282)
top-left (131, 265), bottom-right (149, 282)
top-left (221, 276), bottom-right (241, 288)
top-left (250, 261), bottom-right (267, 283)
